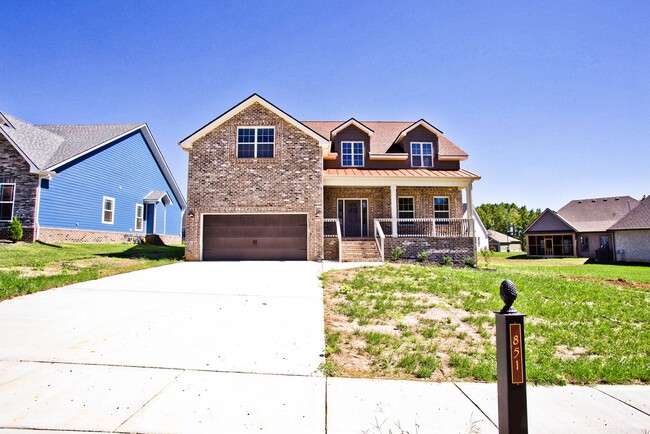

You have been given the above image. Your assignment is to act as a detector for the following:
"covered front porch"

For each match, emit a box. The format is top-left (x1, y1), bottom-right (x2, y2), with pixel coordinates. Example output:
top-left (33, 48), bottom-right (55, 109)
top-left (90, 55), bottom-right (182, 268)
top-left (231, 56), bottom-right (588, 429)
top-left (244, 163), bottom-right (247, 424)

top-left (321, 169), bottom-right (480, 262)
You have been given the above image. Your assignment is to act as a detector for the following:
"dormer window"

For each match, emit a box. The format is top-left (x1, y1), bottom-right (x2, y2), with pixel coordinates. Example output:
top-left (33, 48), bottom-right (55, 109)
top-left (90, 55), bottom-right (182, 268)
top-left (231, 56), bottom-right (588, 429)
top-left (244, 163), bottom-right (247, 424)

top-left (237, 127), bottom-right (275, 158)
top-left (411, 142), bottom-right (433, 167)
top-left (342, 142), bottom-right (363, 167)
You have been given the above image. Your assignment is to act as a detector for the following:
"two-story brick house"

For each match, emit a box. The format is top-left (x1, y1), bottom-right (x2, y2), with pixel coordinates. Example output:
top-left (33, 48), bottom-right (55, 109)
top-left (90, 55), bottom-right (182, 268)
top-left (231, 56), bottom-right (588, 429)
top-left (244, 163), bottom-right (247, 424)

top-left (181, 94), bottom-right (480, 262)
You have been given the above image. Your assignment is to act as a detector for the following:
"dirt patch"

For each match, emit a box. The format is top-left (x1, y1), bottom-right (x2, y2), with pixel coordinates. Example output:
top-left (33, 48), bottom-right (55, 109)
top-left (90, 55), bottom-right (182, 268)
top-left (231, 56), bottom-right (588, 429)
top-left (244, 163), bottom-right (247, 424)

top-left (561, 275), bottom-right (650, 290)
top-left (0, 257), bottom-right (140, 278)
top-left (554, 345), bottom-right (598, 361)
top-left (323, 266), bottom-right (495, 382)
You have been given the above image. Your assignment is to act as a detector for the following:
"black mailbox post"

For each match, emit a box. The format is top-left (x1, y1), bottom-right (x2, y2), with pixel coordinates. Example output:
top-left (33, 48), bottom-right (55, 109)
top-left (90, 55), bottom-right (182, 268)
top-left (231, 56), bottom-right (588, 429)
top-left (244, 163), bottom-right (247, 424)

top-left (495, 280), bottom-right (528, 434)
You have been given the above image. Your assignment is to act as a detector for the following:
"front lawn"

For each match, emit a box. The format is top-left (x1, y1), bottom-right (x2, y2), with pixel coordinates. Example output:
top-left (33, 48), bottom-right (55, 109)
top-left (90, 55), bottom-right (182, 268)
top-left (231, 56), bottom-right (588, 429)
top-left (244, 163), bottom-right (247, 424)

top-left (0, 242), bottom-right (184, 301)
top-left (322, 260), bottom-right (650, 385)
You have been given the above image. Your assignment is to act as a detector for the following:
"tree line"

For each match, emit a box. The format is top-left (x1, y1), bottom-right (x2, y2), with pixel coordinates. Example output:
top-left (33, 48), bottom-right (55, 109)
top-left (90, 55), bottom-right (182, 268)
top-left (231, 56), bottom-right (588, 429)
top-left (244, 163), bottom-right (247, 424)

top-left (476, 203), bottom-right (542, 241)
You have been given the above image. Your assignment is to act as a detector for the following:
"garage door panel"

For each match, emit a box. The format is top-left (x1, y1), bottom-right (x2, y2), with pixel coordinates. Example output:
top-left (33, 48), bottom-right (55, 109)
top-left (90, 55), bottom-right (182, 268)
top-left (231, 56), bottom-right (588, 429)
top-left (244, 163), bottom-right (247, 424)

top-left (202, 214), bottom-right (308, 261)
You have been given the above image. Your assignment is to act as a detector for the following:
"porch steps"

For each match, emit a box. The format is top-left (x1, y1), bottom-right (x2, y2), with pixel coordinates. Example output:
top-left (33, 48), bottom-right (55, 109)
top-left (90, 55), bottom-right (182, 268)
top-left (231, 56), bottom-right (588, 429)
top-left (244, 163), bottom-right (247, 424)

top-left (341, 239), bottom-right (383, 262)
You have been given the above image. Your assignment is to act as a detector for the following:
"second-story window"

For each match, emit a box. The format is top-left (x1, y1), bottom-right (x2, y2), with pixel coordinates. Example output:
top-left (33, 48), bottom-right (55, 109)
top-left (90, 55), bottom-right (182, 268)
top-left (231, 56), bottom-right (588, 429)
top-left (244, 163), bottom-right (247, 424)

top-left (411, 142), bottom-right (433, 167)
top-left (237, 127), bottom-right (275, 158)
top-left (342, 142), bottom-right (363, 167)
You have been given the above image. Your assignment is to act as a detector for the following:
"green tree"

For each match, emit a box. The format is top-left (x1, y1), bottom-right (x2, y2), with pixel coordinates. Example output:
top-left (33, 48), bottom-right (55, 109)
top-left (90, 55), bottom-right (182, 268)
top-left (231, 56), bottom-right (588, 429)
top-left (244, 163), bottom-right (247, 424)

top-left (476, 203), bottom-right (541, 244)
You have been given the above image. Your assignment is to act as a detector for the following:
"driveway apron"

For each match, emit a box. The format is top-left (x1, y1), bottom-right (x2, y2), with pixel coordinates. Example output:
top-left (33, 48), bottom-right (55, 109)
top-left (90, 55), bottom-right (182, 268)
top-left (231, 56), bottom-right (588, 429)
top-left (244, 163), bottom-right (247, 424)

top-left (0, 262), bottom-right (326, 433)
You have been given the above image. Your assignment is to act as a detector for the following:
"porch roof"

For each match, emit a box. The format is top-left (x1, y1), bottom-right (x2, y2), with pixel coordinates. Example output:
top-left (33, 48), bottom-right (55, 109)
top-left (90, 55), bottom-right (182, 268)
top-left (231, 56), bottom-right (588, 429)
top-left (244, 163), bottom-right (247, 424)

top-left (323, 168), bottom-right (480, 187)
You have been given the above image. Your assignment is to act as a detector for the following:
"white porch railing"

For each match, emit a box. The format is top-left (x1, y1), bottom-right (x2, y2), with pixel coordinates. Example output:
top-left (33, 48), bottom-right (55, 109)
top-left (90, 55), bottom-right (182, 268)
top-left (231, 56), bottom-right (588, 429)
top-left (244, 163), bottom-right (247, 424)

top-left (324, 218), bottom-right (343, 262)
top-left (375, 218), bottom-right (474, 238)
top-left (374, 220), bottom-right (385, 262)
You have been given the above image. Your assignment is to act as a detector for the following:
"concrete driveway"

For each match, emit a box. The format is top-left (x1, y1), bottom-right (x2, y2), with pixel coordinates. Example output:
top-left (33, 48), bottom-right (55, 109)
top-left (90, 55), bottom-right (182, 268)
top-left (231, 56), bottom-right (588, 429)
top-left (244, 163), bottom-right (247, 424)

top-left (0, 262), bottom-right (327, 433)
top-left (1, 261), bottom-right (648, 433)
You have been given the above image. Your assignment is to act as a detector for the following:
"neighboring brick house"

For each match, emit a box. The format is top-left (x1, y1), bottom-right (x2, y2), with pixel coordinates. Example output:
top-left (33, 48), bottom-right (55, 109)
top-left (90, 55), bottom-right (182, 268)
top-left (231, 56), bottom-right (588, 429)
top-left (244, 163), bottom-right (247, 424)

top-left (609, 195), bottom-right (650, 263)
top-left (180, 94), bottom-right (480, 262)
top-left (0, 112), bottom-right (185, 244)
top-left (487, 229), bottom-right (522, 252)
top-left (524, 196), bottom-right (638, 259)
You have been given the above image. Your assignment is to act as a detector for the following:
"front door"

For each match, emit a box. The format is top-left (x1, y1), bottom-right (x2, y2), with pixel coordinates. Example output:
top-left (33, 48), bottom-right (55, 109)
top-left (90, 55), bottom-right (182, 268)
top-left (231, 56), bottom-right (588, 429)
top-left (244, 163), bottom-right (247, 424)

top-left (338, 199), bottom-right (368, 237)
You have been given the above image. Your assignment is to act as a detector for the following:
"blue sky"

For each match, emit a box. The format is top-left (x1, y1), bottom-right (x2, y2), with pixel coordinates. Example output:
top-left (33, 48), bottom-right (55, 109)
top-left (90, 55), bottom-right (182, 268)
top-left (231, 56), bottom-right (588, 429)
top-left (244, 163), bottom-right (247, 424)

top-left (2, 1), bottom-right (648, 210)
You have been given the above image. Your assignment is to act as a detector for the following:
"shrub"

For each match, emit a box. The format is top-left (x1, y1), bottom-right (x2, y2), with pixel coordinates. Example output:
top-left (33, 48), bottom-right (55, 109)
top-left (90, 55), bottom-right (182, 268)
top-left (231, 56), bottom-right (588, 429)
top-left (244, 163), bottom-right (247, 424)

top-left (390, 246), bottom-right (404, 261)
top-left (463, 257), bottom-right (477, 267)
top-left (416, 251), bottom-right (429, 262)
top-left (440, 255), bottom-right (453, 266)
top-left (480, 247), bottom-right (493, 264)
top-left (7, 217), bottom-right (23, 242)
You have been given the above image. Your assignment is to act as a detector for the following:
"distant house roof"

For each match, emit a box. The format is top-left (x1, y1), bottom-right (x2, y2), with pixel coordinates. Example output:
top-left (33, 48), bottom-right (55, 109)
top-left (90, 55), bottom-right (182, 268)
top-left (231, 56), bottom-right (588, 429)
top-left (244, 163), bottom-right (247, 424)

top-left (0, 111), bottom-right (186, 209)
top-left (557, 196), bottom-right (638, 233)
top-left (609, 196), bottom-right (650, 230)
top-left (487, 229), bottom-right (521, 244)
top-left (302, 120), bottom-right (468, 160)
top-left (0, 112), bottom-right (141, 171)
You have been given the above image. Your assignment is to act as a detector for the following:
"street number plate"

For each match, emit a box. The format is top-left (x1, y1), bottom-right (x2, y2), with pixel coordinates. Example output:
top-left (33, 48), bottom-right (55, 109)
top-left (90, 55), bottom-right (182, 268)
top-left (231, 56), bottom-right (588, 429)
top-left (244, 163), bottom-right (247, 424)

top-left (510, 323), bottom-right (524, 384)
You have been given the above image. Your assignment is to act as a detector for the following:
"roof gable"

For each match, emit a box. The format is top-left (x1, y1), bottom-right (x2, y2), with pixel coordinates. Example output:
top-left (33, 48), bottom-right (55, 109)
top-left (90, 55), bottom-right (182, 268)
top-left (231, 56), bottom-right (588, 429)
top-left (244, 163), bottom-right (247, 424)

top-left (524, 209), bottom-right (577, 234)
top-left (179, 94), bottom-right (329, 150)
top-left (609, 196), bottom-right (650, 230)
top-left (396, 119), bottom-right (443, 142)
top-left (331, 118), bottom-right (374, 139)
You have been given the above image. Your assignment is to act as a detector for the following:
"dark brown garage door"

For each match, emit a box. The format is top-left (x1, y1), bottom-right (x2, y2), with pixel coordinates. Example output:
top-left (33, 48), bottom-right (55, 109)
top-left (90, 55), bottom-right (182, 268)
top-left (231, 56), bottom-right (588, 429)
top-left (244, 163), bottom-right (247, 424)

top-left (202, 214), bottom-right (308, 261)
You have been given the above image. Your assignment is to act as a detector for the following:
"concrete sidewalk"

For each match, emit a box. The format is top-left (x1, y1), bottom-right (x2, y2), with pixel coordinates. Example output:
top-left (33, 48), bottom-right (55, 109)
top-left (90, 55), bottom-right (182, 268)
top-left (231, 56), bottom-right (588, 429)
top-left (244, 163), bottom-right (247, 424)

top-left (0, 261), bottom-right (648, 433)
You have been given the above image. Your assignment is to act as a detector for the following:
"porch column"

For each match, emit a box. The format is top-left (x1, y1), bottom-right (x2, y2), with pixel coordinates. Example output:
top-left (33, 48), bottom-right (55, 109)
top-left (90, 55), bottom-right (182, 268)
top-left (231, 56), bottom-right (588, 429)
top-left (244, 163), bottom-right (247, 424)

top-left (466, 183), bottom-right (474, 237)
top-left (390, 184), bottom-right (398, 238)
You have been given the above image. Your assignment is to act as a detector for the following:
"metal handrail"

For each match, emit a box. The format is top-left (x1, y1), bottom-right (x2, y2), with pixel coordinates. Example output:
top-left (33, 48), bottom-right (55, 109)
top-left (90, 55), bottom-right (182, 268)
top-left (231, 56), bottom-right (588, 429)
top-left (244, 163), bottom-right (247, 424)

top-left (374, 220), bottom-right (385, 262)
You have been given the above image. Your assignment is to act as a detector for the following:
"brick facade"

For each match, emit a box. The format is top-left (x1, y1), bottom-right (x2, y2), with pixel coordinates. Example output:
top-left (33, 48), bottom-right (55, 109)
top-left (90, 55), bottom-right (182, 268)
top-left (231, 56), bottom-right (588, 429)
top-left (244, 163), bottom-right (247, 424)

top-left (324, 186), bottom-right (463, 220)
top-left (324, 238), bottom-right (339, 261)
top-left (613, 230), bottom-right (650, 263)
top-left (0, 136), bottom-right (38, 242)
top-left (384, 237), bottom-right (476, 264)
top-left (38, 228), bottom-right (181, 245)
top-left (185, 102), bottom-right (324, 261)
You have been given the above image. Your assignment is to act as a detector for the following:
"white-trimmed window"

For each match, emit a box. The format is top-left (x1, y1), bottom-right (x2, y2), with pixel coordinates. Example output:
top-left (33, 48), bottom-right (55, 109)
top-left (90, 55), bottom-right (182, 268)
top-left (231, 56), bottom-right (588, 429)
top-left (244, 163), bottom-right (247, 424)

top-left (134, 204), bottom-right (144, 231)
top-left (102, 197), bottom-right (115, 224)
top-left (434, 197), bottom-right (450, 219)
top-left (237, 127), bottom-right (275, 158)
top-left (398, 197), bottom-right (415, 219)
top-left (411, 142), bottom-right (433, 167)
top-left (0, 183), bottom-right (15, 222)
top-left (342, 142), bottom-right (364, 167)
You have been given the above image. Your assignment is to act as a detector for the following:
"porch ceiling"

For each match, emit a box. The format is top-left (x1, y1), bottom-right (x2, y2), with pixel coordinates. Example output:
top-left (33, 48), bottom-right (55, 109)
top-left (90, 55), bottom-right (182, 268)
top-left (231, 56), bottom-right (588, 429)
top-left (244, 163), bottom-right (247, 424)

top-left (323, 168), bottom-right (480, 187)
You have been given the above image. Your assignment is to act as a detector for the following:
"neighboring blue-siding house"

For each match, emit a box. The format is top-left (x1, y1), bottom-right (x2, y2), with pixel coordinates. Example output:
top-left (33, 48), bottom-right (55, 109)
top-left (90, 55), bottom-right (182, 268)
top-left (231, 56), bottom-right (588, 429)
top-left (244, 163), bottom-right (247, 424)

top-left (0, 112), bottom-right (185, 244)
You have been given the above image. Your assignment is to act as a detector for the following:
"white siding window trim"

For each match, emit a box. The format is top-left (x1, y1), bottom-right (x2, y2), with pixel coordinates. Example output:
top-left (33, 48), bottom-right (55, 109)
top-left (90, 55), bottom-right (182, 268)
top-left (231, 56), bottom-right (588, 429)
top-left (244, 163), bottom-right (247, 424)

top-left (0, 182), bottom-right (16, 222)
top-left (102, 196), bottom-right (115, 225)
top-left (411, 142), bottom-right (433, 167)
top-left (236, 126), bottom-right (275, 159)
top-left (341, 141), bottom-right (364, 167)
top-left (134, 203), bottom-right (144, 231)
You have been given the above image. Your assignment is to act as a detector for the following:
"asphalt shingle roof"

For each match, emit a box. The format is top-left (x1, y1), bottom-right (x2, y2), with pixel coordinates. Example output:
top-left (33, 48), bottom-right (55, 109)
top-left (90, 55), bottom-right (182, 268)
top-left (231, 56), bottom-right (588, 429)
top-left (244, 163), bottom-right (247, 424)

top-left (302, 120), bottom-right (468, 158)
top-left (557, 196), bottom-right (639, 233)
top-left (487, 229), bottom-right (521, 244)
top-left (0, 112), bottom-right (141, 170)
top-left (609, 196), bottom-right (650, 230)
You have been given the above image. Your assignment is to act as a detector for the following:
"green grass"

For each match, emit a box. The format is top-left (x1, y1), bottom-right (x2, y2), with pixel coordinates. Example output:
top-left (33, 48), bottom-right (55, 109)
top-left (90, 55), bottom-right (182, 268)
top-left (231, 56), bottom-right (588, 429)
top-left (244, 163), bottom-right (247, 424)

top-left (323, 260), bottom-right (650, 385)
top-left (0, 242), bottom-right (184, 301)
